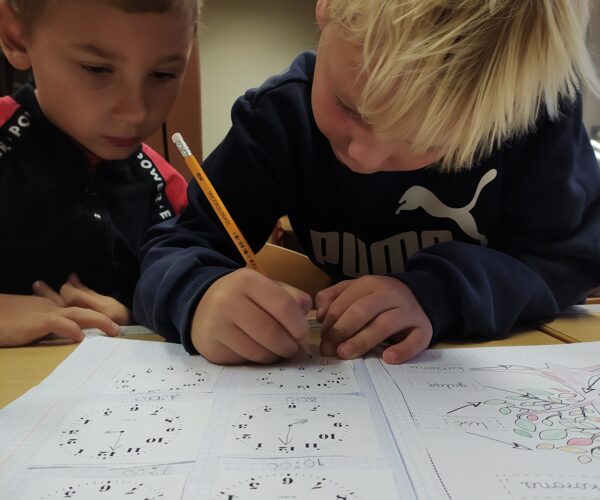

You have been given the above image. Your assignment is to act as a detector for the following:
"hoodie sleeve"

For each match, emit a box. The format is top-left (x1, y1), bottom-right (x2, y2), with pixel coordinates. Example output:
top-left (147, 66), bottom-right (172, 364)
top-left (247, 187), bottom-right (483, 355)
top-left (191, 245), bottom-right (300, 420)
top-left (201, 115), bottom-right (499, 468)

top-left (133, 89), bottom-right (299, 352)
top-left (398, 96), bottom-right (600, 343)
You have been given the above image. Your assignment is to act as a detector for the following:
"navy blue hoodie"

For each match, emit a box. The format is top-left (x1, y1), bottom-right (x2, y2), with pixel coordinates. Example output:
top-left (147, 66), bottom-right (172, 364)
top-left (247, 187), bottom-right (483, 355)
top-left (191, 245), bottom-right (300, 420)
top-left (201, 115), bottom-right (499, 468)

top-left (0, 85), bottom-right (188, 308)
top-left (134, 52), bottom-right (600, 352)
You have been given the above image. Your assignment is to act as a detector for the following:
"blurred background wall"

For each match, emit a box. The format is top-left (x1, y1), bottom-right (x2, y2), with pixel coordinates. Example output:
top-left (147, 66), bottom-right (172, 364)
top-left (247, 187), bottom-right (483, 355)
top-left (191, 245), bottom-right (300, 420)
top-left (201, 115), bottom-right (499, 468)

top-left (199, 0), bottom-right (319, 157)
top-left (199, 0), bottom-right (600, 156)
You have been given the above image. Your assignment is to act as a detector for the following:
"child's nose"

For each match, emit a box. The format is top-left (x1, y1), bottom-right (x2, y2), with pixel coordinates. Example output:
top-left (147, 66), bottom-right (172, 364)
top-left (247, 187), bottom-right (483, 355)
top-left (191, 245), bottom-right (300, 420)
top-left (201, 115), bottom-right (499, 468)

top-left (346, 135), bottom-right (391, 172)
top-left (113, 85), bottom-right (148, 125)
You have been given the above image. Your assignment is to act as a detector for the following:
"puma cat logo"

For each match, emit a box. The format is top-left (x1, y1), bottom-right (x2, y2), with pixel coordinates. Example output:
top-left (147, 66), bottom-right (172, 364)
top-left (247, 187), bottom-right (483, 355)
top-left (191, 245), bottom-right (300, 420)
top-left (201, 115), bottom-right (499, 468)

top-left (395, 169), bottom-right (497, 244)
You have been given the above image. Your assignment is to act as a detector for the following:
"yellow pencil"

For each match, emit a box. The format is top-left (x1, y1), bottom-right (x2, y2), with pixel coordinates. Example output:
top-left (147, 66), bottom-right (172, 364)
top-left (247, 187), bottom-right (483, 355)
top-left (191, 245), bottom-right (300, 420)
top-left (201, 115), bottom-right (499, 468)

top-left (171, 132), bottom-right (260, 271)
top-left (171, 132), bottom-right (312, 358)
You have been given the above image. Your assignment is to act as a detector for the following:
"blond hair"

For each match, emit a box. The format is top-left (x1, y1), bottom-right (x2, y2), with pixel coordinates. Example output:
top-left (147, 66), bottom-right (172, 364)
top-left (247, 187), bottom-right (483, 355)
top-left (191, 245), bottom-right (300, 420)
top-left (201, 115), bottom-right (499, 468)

top-left (326, 0), bottom-right (600, 170)
top-left (7, 0), bottom-right (202, 32)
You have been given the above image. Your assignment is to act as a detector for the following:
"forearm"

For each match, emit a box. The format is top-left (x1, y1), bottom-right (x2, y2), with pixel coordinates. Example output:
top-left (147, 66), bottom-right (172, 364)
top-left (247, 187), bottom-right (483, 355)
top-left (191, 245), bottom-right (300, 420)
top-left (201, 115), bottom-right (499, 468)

top-left (399, 241), bottom-right (598, 343)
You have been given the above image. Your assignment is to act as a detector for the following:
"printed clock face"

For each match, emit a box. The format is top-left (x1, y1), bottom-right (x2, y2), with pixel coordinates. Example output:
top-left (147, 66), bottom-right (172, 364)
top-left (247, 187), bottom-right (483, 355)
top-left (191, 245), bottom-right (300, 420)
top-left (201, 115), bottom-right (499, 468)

top-left (58, 404), bottom-right (182, 459)
top-left (230, 401), bottom-right (350, 454)
top-left (112, 365), bottom-right (210, 393)
top-left (257, 366), bottom-right (351, 392)
top-left (32, 479), bottom-right (165, 499)
top-left (213, 472), bottom-right (357, 499)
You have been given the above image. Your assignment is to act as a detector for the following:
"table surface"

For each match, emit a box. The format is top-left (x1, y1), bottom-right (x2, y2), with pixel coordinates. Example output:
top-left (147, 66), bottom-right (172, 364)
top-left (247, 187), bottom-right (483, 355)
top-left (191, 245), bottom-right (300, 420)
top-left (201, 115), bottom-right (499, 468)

top-left (0, 324), bottom-right (583, 409)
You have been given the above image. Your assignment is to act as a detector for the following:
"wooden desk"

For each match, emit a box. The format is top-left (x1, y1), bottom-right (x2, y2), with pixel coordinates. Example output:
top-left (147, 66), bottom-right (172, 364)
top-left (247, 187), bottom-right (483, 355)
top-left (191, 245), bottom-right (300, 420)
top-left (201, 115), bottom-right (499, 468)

top-left (435, 327), bottom-right (563, 349)
top-left (537, 305), bottom-right (600, 343)
top-left (0, 333), bottom-right (162, 409)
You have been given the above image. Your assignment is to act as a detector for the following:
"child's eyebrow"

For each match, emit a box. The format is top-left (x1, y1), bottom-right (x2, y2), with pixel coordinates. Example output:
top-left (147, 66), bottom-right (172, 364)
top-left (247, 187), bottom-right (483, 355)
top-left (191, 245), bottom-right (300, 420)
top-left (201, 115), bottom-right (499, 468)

top-left (156, 54), bottom-right (189, 64)
top-left (75, 44), bottom-right (114, 58)
top-left (74, 44), bottom-right (188, 64)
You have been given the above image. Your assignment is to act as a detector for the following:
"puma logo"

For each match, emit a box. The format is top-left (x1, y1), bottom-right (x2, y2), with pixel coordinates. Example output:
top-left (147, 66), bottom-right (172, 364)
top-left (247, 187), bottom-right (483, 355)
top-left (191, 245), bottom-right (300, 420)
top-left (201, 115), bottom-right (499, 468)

top-left (395, 169), bottom-right (497, 245)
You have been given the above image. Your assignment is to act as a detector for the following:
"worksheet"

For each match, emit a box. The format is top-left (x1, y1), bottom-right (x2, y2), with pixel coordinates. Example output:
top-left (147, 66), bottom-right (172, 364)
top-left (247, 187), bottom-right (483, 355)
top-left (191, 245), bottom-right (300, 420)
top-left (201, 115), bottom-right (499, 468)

top-left (0, 337), bottom-right (411, 499)
top-left (8, 335), bottom-right (597, 499)
top-left (366, 342), bottom-right (600, 500)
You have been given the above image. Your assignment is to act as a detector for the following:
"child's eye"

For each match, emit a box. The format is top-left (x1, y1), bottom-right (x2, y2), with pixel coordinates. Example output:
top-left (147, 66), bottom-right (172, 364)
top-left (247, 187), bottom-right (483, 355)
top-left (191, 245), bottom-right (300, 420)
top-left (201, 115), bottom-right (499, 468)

top-left (81, 64), bottom-right (111, 75)
top-left (426, 145), bottom-right (442, 154)
top-left (334, 95), bottom-right (361, 120)
top-left (151, 71), bottom-right (177, 81)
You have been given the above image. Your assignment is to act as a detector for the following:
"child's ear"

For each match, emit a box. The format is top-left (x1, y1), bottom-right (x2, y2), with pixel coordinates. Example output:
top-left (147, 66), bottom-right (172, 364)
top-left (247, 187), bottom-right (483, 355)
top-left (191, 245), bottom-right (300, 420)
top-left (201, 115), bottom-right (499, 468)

top-left (0, 2), bottom-right (31, 70)
top-left (316, 0), bottom-right (328, 30)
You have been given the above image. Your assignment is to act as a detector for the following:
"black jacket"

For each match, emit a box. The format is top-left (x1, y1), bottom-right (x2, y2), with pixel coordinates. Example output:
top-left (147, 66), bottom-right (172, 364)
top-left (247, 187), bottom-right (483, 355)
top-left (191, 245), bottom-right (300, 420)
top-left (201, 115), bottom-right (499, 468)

top-left (0, 85), bottom-right (187, 308)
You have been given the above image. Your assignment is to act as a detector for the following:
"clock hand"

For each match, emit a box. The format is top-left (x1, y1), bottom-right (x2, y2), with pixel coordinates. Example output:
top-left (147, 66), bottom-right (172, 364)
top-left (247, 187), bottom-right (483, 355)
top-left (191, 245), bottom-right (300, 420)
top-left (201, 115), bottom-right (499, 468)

top-left (106, 430), bottom-right (124, 450)
top-left (278, 419), bottom-right (309, 445)
top-left (291, 419), bottom-right (308, 427)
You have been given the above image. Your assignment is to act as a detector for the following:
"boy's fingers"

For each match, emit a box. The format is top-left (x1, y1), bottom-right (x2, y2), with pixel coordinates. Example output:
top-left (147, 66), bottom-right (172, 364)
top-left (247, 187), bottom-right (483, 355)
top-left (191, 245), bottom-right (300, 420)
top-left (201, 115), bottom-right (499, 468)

top-left (32, 280), bottom-right (66, 307)
top-left (204, 344), bottom-right (250, 365)
top-left (196, 332), bottom-right (256, 365)
top-left (196, 320), bottom-right (282, 365)
top-left (250, 277), bottom-right (309, 343)
top-left (233, 297), bottom-right (300, 359)
top-left (68, 273), bottom-right (93, 292)
top-left (278, 282), bottom-right (313, 315)
top-left (61, 307), bottom-right (120, 337)
top-left (222, 327), bottom-right (284, 364)
top-left (320, 325), bottom-right (356, 356)
top-left (318, 281), bottom-right (363, 330)
top-left (60, 284), bottom-right (100, 310)
top-left (315, 281), bottom-right (351, 323)
top-left (43, 316), bottom-right (85, 343)
top-left (382, 328), bottom-right (433, 365)
top-left (320, 293), bottom-right (393, 356)
top-left (335, 308), bottom-right (406, 359)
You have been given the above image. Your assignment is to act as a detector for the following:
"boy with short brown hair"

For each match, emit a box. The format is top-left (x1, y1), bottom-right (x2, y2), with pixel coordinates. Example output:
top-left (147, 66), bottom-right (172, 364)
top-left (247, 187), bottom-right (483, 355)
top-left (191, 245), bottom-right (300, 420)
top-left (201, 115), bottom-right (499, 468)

top-left (0, 0), bottom-right (201, 345)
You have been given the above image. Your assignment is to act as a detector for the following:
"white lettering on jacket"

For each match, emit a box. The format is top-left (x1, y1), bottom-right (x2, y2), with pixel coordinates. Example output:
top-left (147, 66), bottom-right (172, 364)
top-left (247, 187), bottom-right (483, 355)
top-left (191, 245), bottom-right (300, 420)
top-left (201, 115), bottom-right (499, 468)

top-left (0, 111), bottom-right (31, 158)
top-left (310, 169), bottom-right (496, 276)
top-left (311, 229), bottom-right (452, 276)
top-left (137, 153), bottom-right (173, 219)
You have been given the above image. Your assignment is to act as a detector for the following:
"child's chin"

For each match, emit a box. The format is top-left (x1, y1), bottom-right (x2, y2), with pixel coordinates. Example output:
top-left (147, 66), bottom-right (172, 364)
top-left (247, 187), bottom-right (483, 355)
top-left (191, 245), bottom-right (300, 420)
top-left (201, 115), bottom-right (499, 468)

top-left (90, 146), bottom-right (138, 162)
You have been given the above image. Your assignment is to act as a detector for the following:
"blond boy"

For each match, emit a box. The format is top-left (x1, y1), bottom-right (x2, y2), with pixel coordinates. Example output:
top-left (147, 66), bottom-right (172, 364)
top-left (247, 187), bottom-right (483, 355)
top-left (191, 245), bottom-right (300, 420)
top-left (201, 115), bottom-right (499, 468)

top-left (135, 0), bottom-right (600, 364)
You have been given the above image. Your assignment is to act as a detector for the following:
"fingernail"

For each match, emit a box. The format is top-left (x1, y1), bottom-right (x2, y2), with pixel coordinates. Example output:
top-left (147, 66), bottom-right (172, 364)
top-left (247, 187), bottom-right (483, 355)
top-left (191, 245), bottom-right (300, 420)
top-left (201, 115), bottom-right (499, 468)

top-left (338, 343), bottom-right (354, 359)
top-left (384, 351), bottom-right (398, 364)
top-left (112, 322), bottom-right (121, 335)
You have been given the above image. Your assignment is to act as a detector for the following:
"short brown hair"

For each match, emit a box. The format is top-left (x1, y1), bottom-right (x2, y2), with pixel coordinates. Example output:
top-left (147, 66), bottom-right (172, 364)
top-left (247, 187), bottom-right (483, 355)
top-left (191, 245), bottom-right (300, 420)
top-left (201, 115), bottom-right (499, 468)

top-left (7, 0), bottom-right (201, 31)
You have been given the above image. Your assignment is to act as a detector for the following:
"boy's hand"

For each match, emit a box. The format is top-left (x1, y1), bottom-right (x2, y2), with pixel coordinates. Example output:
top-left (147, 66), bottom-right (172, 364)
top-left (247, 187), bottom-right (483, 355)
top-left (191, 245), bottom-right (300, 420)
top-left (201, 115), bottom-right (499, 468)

top-left (0, 294), bottom-right (120, 347)
top-left (316, 276), bottom-right (432, 364)
top-left (33, 273), bottom-right (132, 325)
top-left (191, 268), bottom-right (312, 364)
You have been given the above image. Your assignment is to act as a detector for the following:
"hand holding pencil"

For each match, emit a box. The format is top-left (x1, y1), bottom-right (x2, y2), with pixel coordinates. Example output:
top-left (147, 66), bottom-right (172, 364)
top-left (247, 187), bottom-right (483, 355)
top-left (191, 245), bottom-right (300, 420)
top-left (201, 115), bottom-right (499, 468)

top-left (172, 133), bottom-right (312, 363)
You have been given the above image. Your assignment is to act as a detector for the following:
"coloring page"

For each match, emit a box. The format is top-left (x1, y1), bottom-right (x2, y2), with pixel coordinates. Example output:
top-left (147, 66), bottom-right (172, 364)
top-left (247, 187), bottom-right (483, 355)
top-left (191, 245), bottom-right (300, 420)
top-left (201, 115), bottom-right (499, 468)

top-left (366, 342), bottom-right (600, 500)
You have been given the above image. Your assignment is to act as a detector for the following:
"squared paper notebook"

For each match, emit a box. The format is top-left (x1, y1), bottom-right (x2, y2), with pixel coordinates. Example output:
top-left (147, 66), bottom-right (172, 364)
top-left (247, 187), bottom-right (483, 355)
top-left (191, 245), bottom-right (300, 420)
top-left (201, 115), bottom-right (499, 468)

top-left (2, 336), bottom-right (600, 499)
